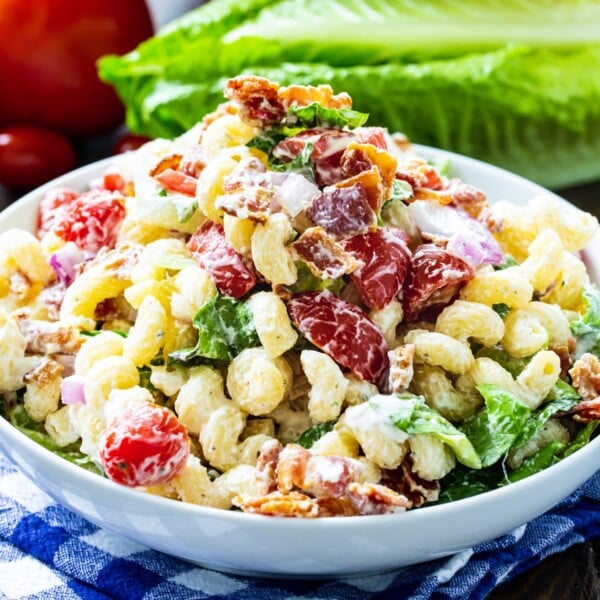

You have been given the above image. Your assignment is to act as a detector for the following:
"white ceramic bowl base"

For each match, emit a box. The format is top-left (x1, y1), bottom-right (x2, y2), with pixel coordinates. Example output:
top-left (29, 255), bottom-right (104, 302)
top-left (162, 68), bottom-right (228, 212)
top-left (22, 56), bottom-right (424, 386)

top-left (0, 148), bottom-right (599, 578)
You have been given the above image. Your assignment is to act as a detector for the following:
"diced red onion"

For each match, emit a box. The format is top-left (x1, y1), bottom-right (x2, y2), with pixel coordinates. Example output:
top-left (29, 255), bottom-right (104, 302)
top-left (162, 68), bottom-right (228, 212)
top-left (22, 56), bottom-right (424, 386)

top-left (272, 172), bottom-right (319, 218)
top-left (49, 242), bottom-right (85, 287)
top-left (61, 375), bottom-right (86, 405)
top-left (408, 200), bottom-right (503, 266)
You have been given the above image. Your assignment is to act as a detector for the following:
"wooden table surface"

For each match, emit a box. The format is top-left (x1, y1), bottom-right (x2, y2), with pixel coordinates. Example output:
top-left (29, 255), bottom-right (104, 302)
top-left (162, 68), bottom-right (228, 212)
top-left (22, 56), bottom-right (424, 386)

top-left (1, 144), bottom-right (600, 599)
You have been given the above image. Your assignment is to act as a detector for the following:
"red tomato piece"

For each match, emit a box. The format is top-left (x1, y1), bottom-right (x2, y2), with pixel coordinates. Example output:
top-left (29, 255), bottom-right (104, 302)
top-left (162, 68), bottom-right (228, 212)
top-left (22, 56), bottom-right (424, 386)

top-left (154, 168), bottom-right (198, 197)
top-left (99, 403), bottom-right (189, 487)
top-left (188, 221), bottom-right (256, 298)
top-left (287, 290), bottom-right (389, 384)
top-left (342, 228), bottom-right (411, 310)
top-left (52, 189), bottom-right (126, 253)
top-left (102, 172), bottom-right (127, 193)
top-left (37, 187), bottom-right (79, 237)
top-left (402, 244), bottom-right (475, 321)
top-left (0, 125), bottom-right (76, 190)
top-left (306, 182), bottom-right (377, 238)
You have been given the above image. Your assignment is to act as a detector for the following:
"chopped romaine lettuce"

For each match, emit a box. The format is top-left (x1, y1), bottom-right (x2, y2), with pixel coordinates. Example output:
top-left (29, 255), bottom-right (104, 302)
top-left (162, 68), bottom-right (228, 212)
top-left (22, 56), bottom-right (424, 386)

top-left (9, 405), bottom-right (104, 476)
top-left (288, 261), bottom-right (344, 295)
top-left (570, 285), bottom-right (600, 358)
top-left (286, 102), bottom-right (368, 129)
top-left (272, 141), bottom-right (315, 182)
top-left (296, 421), bottom-right (336, 448)
top-left (390, 394), bottom-right (481, 469)
top-left (462, 384), bottom-right (530, 468)
top-left (169, 294), bottom-right (260, 364)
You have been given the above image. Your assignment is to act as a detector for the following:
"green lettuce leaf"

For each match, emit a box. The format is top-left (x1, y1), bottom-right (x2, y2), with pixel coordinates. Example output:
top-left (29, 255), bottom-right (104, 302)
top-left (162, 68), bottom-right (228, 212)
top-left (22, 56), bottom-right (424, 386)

top-left (462, 384), bottom-right (531, 468)
top-left (438, 465), bottom-right (505, 503)
top-left (272, 141), bottom-right (315, 181)
top-left (390, 394), bottom-right (481, 469)
top-left (99, 0), bottom-right (600, 187)
top-left (511, 380), bottom-right (580, 449)
top-left (288, 261), bottom-right (344, 295)
top-left (168, 294), bottom-right (260, 363)
top-left (9, 405), bottom-right (104, 476)
top-left (286, 102), bottom-right (368, 129)
top-left (296, 421), bottom-right (336, 448)
top-left (570, 285), bottom-right (600, 358)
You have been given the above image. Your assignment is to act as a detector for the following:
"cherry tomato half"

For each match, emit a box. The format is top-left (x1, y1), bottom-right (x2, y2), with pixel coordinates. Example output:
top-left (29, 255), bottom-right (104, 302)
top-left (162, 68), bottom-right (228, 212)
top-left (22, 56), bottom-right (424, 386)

top-left (0, 125), bottom-right (76, 189)
top-left (99, 403), bottom-right (190, 488)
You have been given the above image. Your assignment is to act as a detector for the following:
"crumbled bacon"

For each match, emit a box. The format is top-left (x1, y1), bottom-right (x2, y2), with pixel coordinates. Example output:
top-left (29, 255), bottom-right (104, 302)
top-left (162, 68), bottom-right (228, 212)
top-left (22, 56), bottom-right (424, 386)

top-left (9, 270), bottom-right (32, 299)
top-left (570, 398), bottom-right (600, 423)
top-left (180, 145), bottom-right (207, 178)
top-left (215, 157), bottom-right (274, 222)
top-left (552, 341), bottom-right (575, 378)
top-left (291, 227), bottom-right (359, 279)
top-left (233, 491), bottom-right (320, 517)
top-left (274, 129), bottom-right (357, 187)
top-left (38, 281), bottom-right (67, 321)
top-left (224, 75), bottom-right (285, 127)
top-left (380, 456), bottom-right (440, 508)
top-left (23, 357), bottom-right (63, 388)
top-left (388, 344), bottom-right (415, 393)
top-left (256, 439), bottom-right (282, 493)
top-left (149, 154), bottom-right (182, 178)
top-left (346, 482), bottom-right (410, 515)
top-left (341, 142), bottom-right (397, 210)
top-left (278, 83), bottom-right (352, 111)
top-left (354, 127), bottom-right (388, 150)
top-left (306, 182), bottom-right (377, 238)
top-left (396, 157), bottom-right (444, 192)
top-left (236, 443), bottom-right (411, 517)
top-left (445, 178), bottom-right (488, 218)
top-left (570, 353), bottom-right (600, 401)
top-left (15, 313), bottom-right (82, 355)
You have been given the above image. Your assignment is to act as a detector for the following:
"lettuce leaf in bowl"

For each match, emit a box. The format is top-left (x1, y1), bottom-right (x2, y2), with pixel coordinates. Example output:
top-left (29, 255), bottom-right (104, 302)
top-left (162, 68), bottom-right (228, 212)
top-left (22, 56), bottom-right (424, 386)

top-left (99, 0), bottom-right (600, 188)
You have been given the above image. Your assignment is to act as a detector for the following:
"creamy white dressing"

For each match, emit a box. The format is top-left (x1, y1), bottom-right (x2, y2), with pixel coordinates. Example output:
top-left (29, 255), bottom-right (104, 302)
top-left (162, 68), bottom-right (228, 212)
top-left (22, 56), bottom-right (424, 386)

top-left (344, 394), bottom-right (409, 443)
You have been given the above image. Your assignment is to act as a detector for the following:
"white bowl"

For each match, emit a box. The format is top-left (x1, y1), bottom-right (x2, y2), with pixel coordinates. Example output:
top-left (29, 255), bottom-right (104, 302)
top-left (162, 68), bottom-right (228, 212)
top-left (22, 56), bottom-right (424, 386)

top-left (1, 148), bottom-right (599, 578)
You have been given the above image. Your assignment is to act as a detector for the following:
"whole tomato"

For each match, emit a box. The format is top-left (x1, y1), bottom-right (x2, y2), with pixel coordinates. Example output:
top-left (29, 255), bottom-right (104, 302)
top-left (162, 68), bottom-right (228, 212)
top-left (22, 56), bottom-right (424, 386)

top-left (0, 0), bottom-right (153, 137)
top-left (100, 403), bottom-right (190, 488)
top-left (0, 125), bottom-right (76, 189)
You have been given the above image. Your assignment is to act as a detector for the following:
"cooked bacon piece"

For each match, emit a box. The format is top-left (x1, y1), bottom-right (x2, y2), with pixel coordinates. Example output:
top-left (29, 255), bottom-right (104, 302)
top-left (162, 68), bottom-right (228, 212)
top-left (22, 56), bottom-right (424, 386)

top-left (315, 495), bottom-right (360, 517)
top-left (9, 270), bottom-right (32, 300)
top-left (402, 243), bottom-right (475, 322)
top-left (355, 127), bottom-right (388, 150)
top-left (341, 228), bottom-right (411, 310)
top-left (15, 314), bottom-right (82, 355)
top-left (346, 482), bottom-right (410, 515)
top-left (278, 83), bottom-right (352, 111)
top-left (38, 281), bottom-right (67, 320)
top-left (233, 491), bottom-right (320, 517)
top-left (341, 142), bottom-right (397, 211)
top-left (396, 157), bottom-right (444, 192)
top-left (180, 145), bottom-right (207, 178)
top-left (570, 353), bottom-right (600, 401)
top-left (215, 157), bottom-right (274, 222)
top-left (224, 75), bottom-right (285, 127)
top-left (188, 221), bottom-right (256, 298)
top-left (552, 341), bottom-right (575, 378)
top-left (336, 167), bottom-right (384, 214)
top-left (274, 129), bottom-right (357, 187)
top-left (413, 188), bottom-right (454, 204)
top-left (291, 227), bottom-right (359, 279)
top-left (388, 344), bottom-right (415, 393)
top-left (256, 438), bottom-right (282, 493)
top-left (570, 398), bottom-right (600, 422)
top-left (306, 182), bottom-right (376, 238)
top-left (276, 444), bottom-right (365, 498)
top-left (23, 356), bottom-right (63, 388)
top-left (380, 456), bottom-right (440, 508)
top-left (154, 168), bottom-right (198, 197)
top-left (444, 178), bottom-right (488, 218)
top-left (287, 290), bottom-right (389, 384)
top-left (149, 154), bottom-right (182, 178)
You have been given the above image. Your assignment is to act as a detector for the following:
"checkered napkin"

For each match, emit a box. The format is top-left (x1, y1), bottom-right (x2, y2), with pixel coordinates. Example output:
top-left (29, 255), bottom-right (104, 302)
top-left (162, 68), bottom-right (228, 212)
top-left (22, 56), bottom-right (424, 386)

top-left (1, 451), bottom-right (599, 600)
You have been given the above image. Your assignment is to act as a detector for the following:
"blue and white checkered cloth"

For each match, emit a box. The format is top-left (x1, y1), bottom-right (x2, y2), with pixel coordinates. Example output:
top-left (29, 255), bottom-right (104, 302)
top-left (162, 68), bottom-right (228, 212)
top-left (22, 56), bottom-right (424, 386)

top-left (1, 450), bottom-right (599, 600)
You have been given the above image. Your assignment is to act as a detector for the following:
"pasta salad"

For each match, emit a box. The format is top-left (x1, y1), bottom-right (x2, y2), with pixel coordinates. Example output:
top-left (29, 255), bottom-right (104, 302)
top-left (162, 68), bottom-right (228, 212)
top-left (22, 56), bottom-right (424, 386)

top-left (1, 75), bottom-right (600, 517)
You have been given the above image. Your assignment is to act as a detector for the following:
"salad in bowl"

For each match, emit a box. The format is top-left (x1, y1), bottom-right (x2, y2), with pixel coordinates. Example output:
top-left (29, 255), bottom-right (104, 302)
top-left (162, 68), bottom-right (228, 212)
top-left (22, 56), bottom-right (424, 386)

top-left (1, 75), bottom-right (600, 521)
